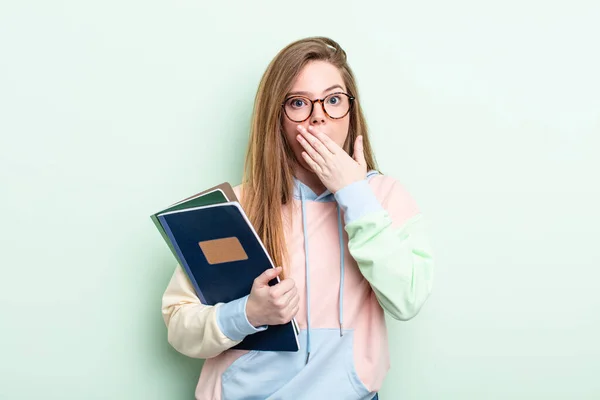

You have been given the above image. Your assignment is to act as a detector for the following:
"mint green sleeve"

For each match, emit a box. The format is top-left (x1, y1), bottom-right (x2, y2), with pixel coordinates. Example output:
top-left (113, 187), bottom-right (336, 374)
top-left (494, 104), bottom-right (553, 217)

top-left (335, 178), bottom-right (435, 320)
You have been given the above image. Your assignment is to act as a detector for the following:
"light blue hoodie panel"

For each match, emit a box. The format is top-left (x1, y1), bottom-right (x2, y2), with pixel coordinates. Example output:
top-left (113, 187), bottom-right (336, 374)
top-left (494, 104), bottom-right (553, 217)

top-left (221, 330), bottom-right (374, 399)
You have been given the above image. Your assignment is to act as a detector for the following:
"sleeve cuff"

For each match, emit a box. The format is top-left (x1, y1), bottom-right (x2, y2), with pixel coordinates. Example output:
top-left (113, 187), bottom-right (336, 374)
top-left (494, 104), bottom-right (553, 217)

top-left (215, 295), bottom-right (268, 341)
top-left (334, 179), bottom-right (384, 225)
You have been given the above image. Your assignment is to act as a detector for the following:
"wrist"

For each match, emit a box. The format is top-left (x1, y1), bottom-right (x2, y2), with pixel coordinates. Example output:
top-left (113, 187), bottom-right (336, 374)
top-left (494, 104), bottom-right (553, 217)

top-left (334, 179), bottom-right (384, 224)
top-left (245, 296), bottom-right (262, 327)
top-left (215, 295), bottom-right (267, 341)
top-left (332, 178), bottom-right (360, 194)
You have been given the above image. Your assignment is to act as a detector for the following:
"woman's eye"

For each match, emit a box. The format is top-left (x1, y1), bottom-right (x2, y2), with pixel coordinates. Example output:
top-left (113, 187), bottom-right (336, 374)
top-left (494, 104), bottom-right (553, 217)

top-left (327, 96), bottom-right (340, 105)
top-left (291, 99), bottom-right (306, 108)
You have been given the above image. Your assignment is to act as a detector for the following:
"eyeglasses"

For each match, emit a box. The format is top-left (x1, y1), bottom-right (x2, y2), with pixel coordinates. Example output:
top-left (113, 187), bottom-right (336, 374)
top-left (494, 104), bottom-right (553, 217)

top-left (282, 92), bottom-right (355, 123)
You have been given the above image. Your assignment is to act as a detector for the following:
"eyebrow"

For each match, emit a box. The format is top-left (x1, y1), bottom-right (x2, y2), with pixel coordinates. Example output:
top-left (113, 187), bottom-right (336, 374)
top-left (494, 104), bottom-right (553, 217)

top-left (287, 84), bottom-right (345, 98)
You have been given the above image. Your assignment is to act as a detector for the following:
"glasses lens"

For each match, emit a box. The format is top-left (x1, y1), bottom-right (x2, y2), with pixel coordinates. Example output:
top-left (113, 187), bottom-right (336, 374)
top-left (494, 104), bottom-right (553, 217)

top-left (323, 93), bottom-right (351, 118)
top-left (284, 97), bottom-right (312, 122)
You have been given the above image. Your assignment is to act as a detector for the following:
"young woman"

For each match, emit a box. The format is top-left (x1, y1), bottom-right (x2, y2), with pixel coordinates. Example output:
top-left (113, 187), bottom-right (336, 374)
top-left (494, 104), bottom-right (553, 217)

top-left (162, 36), bottom-right (435, 400)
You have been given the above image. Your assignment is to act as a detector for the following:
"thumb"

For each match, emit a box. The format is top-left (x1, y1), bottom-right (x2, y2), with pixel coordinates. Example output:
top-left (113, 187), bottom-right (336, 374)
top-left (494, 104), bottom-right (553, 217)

top-left (353, 135), bottom-right (366, 166)
top-left (256, 266), bottom-right (282, 287)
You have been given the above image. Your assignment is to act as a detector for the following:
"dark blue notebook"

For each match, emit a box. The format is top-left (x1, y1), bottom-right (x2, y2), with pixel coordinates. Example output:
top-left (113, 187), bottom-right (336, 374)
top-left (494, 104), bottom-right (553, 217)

top-left (158, 201), bottom-right (300, 352)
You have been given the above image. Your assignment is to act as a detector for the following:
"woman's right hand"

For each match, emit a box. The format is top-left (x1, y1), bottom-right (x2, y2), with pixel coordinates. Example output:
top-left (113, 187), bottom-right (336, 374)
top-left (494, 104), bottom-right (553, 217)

top-left (246, 267), bottom-right (300, 327)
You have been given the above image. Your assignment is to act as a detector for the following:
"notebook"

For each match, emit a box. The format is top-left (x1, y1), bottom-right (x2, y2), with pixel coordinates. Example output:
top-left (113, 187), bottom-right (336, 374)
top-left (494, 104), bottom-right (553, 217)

top-left (153, 184), bottom-right (300, 352)
top-left (150, 183), bottom-right (236, 267)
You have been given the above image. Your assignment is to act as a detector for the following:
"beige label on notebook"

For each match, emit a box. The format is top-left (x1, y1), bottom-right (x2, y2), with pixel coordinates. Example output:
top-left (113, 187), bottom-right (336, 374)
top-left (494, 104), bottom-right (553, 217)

top-left (198, 237), bottom-right (248, 264)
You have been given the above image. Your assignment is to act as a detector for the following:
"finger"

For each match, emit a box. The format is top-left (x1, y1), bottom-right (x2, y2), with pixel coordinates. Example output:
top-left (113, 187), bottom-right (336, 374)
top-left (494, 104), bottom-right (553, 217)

top-left (298, 125), bottom-right (332, 159)
top-left (270, 278), bottom-right (295, 298)
top-left (289, 297), bottom-right (301, 317)
top-left (281, 291), bottom-right (300, 314)
top-left (353, 135), bottom-right (366, 166)
top-left (296, 133), bottom-right (326, 166)
top-left (276, 286), bottom-right (298, 308)
top-left (301, 151), bottom-right (321, 173)
top-left (308, 125), bottom-right (340, 155)
top-left (281, 304), bottom-right (300, 323)
top-left (255, 266), bottom-right (282, 287)
top-left (289, 291), bottom-right (300, 309)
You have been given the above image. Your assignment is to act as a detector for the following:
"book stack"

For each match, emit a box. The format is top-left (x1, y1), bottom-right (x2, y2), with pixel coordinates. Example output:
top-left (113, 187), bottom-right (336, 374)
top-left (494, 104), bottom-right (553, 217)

top-left (151, 183), bottom-right (299, 352)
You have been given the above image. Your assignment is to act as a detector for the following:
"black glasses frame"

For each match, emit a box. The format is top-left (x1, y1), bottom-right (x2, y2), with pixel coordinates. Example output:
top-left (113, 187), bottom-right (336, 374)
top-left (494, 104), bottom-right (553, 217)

top-left (281, 92), bottom-right (355, 123)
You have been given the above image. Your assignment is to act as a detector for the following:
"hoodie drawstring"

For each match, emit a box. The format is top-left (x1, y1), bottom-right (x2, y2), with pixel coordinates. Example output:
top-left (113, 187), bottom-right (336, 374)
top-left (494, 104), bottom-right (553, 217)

top-left (300, 186), bottom-right (311, 363)
top-left (300, 185), bottom-right (346, 364)
top-left (337, 204), bottom-right (345, 337)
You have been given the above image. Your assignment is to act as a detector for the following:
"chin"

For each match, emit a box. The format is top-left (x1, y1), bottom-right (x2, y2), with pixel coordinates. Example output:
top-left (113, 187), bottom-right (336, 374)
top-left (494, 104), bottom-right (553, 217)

top-left (297, 159), bottom-right (312, 172)
top-left (292, 154), bottom-right (313, 173)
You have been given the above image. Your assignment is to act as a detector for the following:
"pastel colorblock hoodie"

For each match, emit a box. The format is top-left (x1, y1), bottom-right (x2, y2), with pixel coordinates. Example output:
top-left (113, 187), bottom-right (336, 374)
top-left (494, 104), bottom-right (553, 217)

top-left (161, 170), bottom-right (434, 399)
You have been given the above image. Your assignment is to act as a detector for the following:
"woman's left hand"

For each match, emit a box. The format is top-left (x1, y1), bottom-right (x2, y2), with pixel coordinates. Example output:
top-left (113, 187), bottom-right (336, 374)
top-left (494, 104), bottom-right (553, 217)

top-left (296, 124), bottom-right (368, 193)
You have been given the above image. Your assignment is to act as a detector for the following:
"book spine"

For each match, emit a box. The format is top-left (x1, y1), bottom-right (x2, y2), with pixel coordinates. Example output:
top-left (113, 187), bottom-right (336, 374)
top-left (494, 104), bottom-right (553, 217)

top-left (158, 215), bottom-right (208, 305)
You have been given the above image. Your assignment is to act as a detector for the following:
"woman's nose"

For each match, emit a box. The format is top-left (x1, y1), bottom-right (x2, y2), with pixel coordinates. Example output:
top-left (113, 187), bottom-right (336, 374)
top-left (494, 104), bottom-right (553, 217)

top-left (310, 100), bottom-right (326, 123)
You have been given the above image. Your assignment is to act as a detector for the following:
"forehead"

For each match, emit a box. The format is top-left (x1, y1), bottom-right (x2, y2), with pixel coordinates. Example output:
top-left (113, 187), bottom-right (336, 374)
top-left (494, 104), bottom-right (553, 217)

top-left (290, 61), bottom-right (345, 93)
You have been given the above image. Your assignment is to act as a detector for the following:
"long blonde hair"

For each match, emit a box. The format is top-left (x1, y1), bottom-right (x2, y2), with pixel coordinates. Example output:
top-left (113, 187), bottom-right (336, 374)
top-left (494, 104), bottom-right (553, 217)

top-left (241, 36), bottom-right (378, 276)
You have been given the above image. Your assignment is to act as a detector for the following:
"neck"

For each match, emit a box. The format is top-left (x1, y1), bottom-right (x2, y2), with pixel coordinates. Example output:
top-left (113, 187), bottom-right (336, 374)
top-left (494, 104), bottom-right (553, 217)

top-left (294, 164), bottom-right (327, 196)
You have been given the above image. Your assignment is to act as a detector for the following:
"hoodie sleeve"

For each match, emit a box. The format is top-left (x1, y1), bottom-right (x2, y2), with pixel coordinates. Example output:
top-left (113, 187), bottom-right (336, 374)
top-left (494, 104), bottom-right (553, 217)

top-left (161, 265), bottom-right (266, 358)
top-left (334, 177), bottom-right (434, 321)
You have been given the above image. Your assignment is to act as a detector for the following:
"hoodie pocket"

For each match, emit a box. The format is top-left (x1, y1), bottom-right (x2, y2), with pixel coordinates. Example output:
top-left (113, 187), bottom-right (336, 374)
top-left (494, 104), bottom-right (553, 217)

top-left (220, 347), bottom-right (304, 400)
top-left (220, 329), bottom-right (373, 399)
top-left (221, 350), bottom-right (260, 385)
top-left (284, 329), bottom-right (372, 398)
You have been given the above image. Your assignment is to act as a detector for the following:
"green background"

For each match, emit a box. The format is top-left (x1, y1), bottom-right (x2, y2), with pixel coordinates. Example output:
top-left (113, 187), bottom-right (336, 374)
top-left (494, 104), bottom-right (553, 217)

top-left (1, 1), bottom-right (599, 399)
